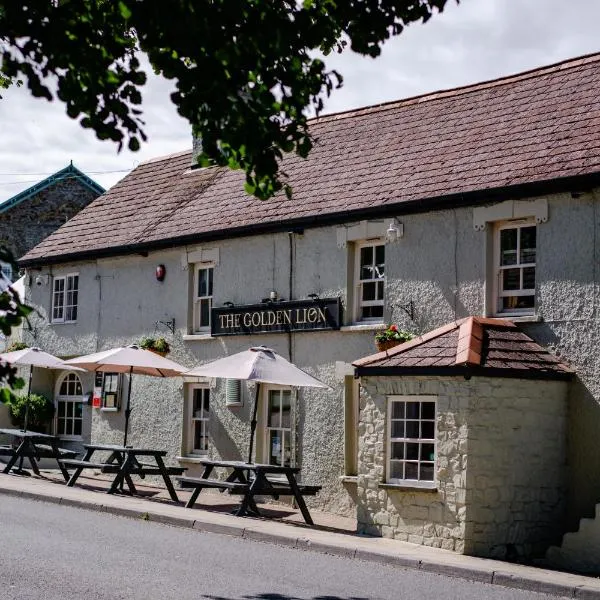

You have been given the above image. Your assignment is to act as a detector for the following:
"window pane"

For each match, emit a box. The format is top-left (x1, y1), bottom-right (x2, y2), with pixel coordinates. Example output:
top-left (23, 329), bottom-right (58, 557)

top-left (360, 247), bottom-right (373, 280)
top-left (406, 402), bottom-right (420, 419)
top-left (421, 402), bottom-right (435, 420)
top-left (501, 294), bottom-right (534, 311)
top-left (523, 267), bottom-right (536, 290)
top-left (406, 421), bottom-right (419, 438)
top-left (391, 442), bottom-right (404, 460)
top-left (362, 281), bottom-right (377, 301)
top-left (520, 227), bottom-right (536, 264)
top-left (421, 443), bottom-right (435, 461)
top-left (376, 281), bottom-right (384, 300)
top-left (208, 268), bottom-right (213, 295)
top-left (375, 245), bottom-right (385, 277)
top-left (502, 268), bottom-right (520, 291)
top-left (269, 431), bottom-right (282, 466)
top-left (406, 443), bottom-right (419, 460)
top-left (200, 298), bottom-right (211, 327)
top-left (390, 461), bottom-right (403, 480)
top-left (198, 269), bottom-right (208, 297)
top-left (58, 402), bottom-right (65, 417)
top-left (420, 463), bottom-right (435, 481)
top-left (362, 305), bottom-right (383, 319)
top-left (421, 421), bottom-right (435, 439)
top-left (391, 421), bottom-right (404, 438)
top-left (268, 396), bottom-right (280, 428)
top-left (74, 420), bottom-right (82, 436)
top-left (281, 394), bottom-right (291, 429)
top-left (392, 402), bottom-right (404, 419)
top-left (74, 403), bottom-right (83, 418)
top-left (405, 462), bottom-right (418, 479)
top-left (500, 229), bottom-right (518, 265)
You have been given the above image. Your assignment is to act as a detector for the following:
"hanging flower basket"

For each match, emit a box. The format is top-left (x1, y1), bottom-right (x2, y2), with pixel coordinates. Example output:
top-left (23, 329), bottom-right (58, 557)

top-left (374, 325), bottom-right (415, 353)
top-left (147, 348), bottom-right (168, 358)
top-left (139, 336), bottom-right (171, 357)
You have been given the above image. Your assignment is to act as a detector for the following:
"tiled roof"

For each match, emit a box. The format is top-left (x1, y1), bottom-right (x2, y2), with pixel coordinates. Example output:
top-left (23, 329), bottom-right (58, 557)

top-left (0, 163), bottom-right (104, 215)
top-left (21, 53), bottom-right (600, 266)
top-left (353, 317), bottom-right (572, 380)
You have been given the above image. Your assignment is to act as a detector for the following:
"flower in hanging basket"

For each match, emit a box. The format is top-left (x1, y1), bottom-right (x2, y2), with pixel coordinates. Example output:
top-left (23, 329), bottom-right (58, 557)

top-left (139, 336), bottom-right (171, 356)
top-left (374, 325), bottom-right (414, 352)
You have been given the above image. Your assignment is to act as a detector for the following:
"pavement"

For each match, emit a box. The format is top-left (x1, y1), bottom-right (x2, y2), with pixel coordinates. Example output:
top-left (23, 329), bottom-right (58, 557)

top-left (1, 471), bottom-right (600, 599)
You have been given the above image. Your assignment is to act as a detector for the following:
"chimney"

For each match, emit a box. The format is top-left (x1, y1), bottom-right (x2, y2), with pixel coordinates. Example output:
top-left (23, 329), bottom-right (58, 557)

top-left (191, 135), bottom-right (203, 167)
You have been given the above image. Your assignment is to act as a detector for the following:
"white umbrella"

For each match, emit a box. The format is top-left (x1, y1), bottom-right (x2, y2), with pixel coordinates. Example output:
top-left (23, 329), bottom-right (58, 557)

top-left (64, 345), bottom-right (187, 446)
top-left (0, 347), bottom-right (85, 431)
top-left (185, 346), bottom-right (328, 464)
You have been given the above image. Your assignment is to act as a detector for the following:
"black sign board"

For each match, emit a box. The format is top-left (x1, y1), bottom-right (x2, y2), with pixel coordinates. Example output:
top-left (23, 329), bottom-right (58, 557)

top-left (211, 298), bottom-right (341, 337)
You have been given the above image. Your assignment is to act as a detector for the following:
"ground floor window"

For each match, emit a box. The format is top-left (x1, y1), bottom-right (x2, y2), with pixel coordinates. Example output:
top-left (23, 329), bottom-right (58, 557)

top-left (265, 388), bottom-right (292, 467)
top-left (387, 395), bottom-right (436, 486)
top-left (56, 372), bottom-right (84, 439)
top-left (187, 385), bottom-right (210, 454)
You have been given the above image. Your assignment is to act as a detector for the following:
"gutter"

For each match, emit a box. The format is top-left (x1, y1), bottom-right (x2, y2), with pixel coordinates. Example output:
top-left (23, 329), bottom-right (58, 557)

top-left (19, 170), bottom-right (600, 269)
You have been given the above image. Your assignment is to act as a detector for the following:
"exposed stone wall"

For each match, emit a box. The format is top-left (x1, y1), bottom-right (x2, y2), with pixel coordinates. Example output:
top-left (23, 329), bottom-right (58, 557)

top-left (0, 177), bottom-right (100, 263)
top-left (357, 375), bottom-right (568, 558)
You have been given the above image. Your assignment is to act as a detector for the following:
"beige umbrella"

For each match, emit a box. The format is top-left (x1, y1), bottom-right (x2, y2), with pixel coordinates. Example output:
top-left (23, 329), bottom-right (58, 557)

top-left (64, 345), bottom-right (187, 446)
top-left (185, 346), bottom-right (328, 464)
top-left (0, 347), bottom-right (85, 431)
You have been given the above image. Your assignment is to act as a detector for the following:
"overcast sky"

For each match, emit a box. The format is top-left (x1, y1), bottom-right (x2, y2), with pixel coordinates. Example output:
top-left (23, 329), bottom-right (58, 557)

top-left (1, 0), bottom-right (599, 202)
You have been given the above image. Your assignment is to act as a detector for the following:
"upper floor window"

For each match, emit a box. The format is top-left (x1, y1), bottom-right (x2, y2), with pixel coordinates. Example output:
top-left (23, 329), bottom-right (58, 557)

top-left (193, 265), bottom-right (213, 332)
top-left (52, 274), bottom-right (79, 323)
top-left (387, 396), bottom-right (436, 487)
top-left (356, 242), bottom-right (385, 321)
top-left (495, 222), bottom-right (536, 315)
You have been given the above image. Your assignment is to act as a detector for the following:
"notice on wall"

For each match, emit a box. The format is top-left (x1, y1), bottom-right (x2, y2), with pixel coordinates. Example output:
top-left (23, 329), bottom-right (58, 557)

top-left (211, 298), bottom-right (341, 337)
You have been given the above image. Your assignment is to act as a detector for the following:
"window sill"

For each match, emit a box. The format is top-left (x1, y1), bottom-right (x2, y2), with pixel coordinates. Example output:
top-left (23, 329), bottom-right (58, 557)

top-left (50, 321), bottom-right (78, 326)
top-left (379, 482), bottom-right (438, 492)
top-left (100, 407), bottom-right (119, 413)
top-left (494, 314), bottom-right (541, 323)
top-left (340, 323), bottom-right (386, 333)
top-left (176, 455), bottom-right (207, 464)
top-left (339, 475), bottom-right (358, 485)
top-left (182, 333), bottom-right (215, 341)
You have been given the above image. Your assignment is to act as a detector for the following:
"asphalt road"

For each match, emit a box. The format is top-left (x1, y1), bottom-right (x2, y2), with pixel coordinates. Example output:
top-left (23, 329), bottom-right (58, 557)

top-left (0, 496), bottom-right (567, 600)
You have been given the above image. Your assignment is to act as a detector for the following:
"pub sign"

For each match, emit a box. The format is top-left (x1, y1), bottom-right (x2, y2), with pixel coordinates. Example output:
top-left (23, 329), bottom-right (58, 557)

top-left (211, 298), bottom-right (341, 336)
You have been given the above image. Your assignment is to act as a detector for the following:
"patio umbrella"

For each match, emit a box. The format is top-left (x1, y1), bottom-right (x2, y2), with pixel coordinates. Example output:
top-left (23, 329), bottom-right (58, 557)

top-left (0, 347), bottom-right (85, 432)
top-left (64, 345), bottom-right (187, 446)
top-left (185, 346), bottom-right (329, 464)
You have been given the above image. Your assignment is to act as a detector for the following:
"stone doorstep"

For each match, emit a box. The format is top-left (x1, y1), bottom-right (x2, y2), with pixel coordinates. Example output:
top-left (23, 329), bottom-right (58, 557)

top-left (1, 473), bottom-right (600, 600)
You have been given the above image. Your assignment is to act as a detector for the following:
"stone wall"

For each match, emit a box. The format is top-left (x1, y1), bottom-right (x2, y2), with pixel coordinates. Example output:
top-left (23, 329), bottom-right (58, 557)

top-left (357, 375), bottom-right (568, 558)
top-left (0, 177), bottom-right (101, 263)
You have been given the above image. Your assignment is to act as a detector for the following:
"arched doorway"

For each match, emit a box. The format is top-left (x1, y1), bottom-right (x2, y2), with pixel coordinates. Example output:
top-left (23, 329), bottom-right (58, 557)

top-left (55, 372), bottom-right (84, 439)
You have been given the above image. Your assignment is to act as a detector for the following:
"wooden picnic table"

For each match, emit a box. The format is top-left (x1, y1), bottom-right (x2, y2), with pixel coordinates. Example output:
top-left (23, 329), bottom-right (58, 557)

top-left (60, 444), bottom-right (185, 502)
top-left (178, 459), bottom-right (321, 525)
top-left (0, 428), bottom-right (73, 481)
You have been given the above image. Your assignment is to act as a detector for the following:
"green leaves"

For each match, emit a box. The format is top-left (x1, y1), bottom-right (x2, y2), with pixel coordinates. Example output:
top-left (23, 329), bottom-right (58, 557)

top-left (0, 0), bottom-right (451, 198)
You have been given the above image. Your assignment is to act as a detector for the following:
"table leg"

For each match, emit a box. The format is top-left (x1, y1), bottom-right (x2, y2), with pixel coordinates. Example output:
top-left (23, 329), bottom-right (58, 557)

top-left (67, 447), bottom-right (95, 487)
top-left (285, 472), bottom-right (314, 525)
top-left (155, 455), bottom-right (179, 502)
top-left (50, 440), bottom-right (70, 482)
top-left (108, 454), bottom-right (137, 495)
top-left (2, 441), bottom-right (22, 474)
top-left (236, 471), bottom-right (263, 518)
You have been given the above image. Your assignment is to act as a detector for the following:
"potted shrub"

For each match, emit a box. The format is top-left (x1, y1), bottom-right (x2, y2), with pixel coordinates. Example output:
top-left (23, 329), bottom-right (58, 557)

top-left (374, 325), bottom-right (414, 352)
top-left (4, 392), bottom-right (54, 433)
top-left (6, 341), bottom-right (28, 353)
top-left (139, 336), bottom-right (171, 357)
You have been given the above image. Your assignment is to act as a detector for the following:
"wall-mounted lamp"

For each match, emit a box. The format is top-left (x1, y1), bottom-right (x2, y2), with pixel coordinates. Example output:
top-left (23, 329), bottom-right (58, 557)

top-left (269, 290), bottom-right (278, 301)
top-left (307, 293), bottom-right (320, 300)
top-left (385, 219), bottom-right (404, 243)
top-left (155, 264), bottom-right (166, 282)
top-left (223, 301), bottom-right (235, 308)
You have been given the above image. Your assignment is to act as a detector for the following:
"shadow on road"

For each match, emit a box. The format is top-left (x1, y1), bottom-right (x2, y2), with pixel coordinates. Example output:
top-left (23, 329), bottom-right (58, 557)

top-left (203, 594), bottom-right (369, 600)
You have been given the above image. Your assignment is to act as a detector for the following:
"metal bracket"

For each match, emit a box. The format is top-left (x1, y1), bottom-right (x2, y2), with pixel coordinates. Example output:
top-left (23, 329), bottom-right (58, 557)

top-left (397, 300), bottom-right (415, 321)
top-left (155, 318), bottom-right (176, 335)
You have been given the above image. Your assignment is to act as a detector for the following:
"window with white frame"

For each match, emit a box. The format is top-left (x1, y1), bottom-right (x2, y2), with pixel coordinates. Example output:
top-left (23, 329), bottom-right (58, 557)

top-left (193, 265), bottom-right (213, 331)
top-left (266, 388), bottom-right (292, 467)
top-left (356, 241), bottom-right (385, 321)
top-left (56, 372), bottom-right (84, 438)
top-left (387, 396), bottom-right (436, 486)
top-left (52, 274), bottom-right (79, 323)
top-left (188, 385), bottom-right (210, 454)
top-left (495, 221), bottom-right (536, 315)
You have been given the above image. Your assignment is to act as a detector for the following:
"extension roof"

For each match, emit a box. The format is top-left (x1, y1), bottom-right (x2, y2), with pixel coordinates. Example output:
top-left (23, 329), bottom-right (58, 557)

top-left (0, 163), bottom-right (105, 216)
top-left (20, 52), bottom-right (600, 267)
top-left (353, 317), bottom-right (572, 380)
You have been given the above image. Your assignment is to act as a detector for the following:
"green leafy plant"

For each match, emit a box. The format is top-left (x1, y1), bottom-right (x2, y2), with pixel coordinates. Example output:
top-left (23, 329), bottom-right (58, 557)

top-left (375, 324), bottom-right (414, 344)
top-left (6, 341), bottom-right (28, 353)
top-left (139, 336), bottom-right (170, 354)
top-left (3, 392), bottom-right (55, 433)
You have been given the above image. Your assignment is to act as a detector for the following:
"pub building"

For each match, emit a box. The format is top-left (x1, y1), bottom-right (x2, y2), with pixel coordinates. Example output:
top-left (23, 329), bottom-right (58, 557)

top-left (13, 54), bottom-right (600, 569)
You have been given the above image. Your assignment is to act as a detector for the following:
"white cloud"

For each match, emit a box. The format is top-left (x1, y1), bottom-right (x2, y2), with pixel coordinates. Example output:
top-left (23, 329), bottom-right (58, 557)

top-left (0, 0), bottom-right (599, 201)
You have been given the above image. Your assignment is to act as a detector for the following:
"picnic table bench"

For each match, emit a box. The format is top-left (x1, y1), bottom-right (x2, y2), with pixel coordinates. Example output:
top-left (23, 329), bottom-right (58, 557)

top-left (59, 444), bottom-right (185, 502)
top-left (178, 459), bottom-right (322, 525)
top-left (0, 428), bottom-right (74, 481)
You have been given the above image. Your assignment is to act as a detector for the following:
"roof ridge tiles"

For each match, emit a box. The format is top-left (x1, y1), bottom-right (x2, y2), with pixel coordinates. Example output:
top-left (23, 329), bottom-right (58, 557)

top-left (312, 52), bottom-right (600, 125)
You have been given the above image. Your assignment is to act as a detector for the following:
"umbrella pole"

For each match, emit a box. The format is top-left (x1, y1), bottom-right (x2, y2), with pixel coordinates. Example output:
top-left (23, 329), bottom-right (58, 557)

top-left (123, 366), bottom-right (133, 447)
top-left (247, 383), bottom-right (261, 464)
top-left (23, 364), bottom-right (33, 433)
